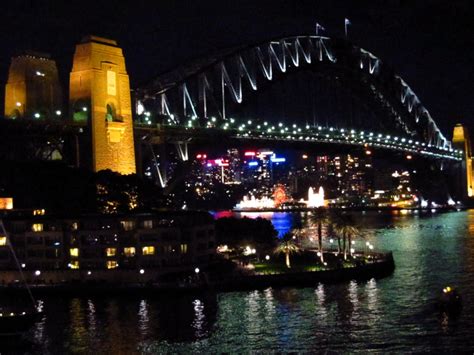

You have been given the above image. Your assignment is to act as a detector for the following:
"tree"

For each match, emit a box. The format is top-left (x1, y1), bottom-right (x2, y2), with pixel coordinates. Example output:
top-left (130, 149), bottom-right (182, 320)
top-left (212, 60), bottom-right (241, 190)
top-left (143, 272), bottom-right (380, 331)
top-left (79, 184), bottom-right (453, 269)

top-left (274, 231), bottom-right (300, 269)
top-left (310, 208), bottom-right (329, 262)
top-left (332, 213), bottom-right (359, 260)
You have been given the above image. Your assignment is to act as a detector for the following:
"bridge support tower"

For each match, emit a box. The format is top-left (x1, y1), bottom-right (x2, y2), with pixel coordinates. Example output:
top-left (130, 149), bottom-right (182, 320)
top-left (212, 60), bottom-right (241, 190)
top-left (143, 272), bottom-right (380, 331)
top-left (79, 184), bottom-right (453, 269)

top-left (69, 36), bottom-right (135, 175)
top-left (452, 124), bottom-right (473, 200)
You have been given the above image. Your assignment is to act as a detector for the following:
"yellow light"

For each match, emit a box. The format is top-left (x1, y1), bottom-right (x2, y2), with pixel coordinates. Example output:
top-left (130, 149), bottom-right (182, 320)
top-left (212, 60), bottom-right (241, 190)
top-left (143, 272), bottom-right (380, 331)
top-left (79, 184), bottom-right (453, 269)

top-left (70, 248), bottom-right (79, 257)
top-left (0, 236), bottom-right (6, 246)
top-left (106, 260), bottom-right (118, 269)
top-left (406, 155), bottom-right (412, 160)
top-left (365, 150), bottom-right (372, 155)
top-left (302, 154), bottom-right (308, 159)
top-left (124, 247), bottom-right (136, 257)
top-left (106, 248), bottom-right (116, 257)
top-left (142, 246), bottom-right (155, 255)
top-left (69, 260), bottom-right (80, 269)
top-left (0, 197), bottom-right (13, 210)
top-left (32, 223), bottom-right (43, 232)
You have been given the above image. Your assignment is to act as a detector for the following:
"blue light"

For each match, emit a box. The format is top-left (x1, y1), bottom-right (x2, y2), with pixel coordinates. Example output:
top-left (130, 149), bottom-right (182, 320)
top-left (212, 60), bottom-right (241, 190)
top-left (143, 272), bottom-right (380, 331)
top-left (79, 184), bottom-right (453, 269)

top-left (248, 161), bottom-right (258, 167)
top-left (271, 157), bottom-right (286, 163)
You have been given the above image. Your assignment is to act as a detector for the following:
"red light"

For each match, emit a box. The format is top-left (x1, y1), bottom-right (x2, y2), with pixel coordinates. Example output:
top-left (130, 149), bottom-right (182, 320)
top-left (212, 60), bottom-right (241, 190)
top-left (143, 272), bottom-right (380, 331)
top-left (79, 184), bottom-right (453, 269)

top-left (244, 151), bottom-right (256, 156)
top-left (406, 155), bottom-right (412, 160)
top-left (196, 154), bottom-right (202, 159)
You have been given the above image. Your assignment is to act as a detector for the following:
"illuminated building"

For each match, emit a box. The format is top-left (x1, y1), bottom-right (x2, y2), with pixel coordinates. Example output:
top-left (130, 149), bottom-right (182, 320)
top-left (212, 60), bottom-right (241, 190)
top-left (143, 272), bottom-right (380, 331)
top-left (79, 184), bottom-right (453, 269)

top-left (69, 36), bottom-right (136, 175)
top-left (4, 51), bottom-right (63, 119)
top-left (0, 212), bottom-right (215, 282)
top-left (0, 197), bottom-right (13, 210)
top-left (235, 195), bottom-right (275, 209)
top-left (306, 186), bottom-right (326, 208)
top-left (452, 124), bottom-right (473, 198)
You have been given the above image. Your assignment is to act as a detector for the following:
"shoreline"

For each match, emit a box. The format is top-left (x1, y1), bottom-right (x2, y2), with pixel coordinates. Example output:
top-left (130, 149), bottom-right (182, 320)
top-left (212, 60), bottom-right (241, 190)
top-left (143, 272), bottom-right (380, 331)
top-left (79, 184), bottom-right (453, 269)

top-left (230, 206), bottom-right (465, 213)
top-left (0, 253), bottom-right (395, 296)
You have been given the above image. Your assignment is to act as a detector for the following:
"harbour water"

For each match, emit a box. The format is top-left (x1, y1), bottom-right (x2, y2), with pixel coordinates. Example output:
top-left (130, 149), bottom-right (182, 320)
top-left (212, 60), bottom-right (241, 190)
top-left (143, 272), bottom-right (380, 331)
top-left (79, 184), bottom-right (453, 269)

top-left (2, 210), bottom-right (474, 353)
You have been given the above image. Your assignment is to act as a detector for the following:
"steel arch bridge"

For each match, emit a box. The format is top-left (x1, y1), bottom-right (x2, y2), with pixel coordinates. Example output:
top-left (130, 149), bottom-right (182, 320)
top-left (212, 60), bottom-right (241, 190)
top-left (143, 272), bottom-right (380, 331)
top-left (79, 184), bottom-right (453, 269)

top-left (134, 35), bottom-right (462, 162)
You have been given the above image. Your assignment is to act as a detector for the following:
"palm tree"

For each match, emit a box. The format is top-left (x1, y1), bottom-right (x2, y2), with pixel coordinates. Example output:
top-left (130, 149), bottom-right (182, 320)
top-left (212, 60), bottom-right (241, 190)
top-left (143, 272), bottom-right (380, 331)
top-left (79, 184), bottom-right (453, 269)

top-left (309, 207), bottom-right (328, 262)
top-left (332, 214), bottom-right (359, 260)
top-left (274, 231), bottom-right (300, 268)
top-left (329, 211), bottom-right (343, 255)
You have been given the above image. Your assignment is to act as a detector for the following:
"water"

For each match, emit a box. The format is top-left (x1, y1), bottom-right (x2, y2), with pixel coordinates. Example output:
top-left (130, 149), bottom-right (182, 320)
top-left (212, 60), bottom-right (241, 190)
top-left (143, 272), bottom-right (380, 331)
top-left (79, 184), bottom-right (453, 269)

top-left (3, 210), bottom-right (474, 353)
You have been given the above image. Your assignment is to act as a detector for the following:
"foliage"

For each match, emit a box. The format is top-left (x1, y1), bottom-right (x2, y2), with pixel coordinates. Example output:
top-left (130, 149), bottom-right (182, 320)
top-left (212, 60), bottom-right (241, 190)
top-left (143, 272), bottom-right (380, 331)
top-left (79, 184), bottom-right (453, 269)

top-left (0, 161), bottom-right (163, 214)
top-left (309, 207), bottom-right (329, 261)
top-left (273, 231), bottom-right (300, 268)
top-left (215, 217), bottom-right (278, 248)
top-left (331, 212), bottom-right (360, 260)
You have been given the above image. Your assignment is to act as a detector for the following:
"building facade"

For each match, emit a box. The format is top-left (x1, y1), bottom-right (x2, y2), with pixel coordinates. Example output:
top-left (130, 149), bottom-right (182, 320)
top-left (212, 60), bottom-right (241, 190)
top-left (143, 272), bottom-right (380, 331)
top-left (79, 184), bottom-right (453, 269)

top-left (0, 211), bottom-right (216, 283)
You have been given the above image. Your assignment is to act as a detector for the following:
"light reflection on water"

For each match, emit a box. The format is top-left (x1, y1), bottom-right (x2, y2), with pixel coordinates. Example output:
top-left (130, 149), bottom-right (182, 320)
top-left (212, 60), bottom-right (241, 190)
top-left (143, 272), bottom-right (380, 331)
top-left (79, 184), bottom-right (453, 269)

top-left (2, 210), bottom-right (474, 353)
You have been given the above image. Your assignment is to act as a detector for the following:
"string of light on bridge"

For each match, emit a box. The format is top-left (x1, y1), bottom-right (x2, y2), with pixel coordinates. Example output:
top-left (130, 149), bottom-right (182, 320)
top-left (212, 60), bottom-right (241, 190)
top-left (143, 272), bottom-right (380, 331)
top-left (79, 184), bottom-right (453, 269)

top-left (137, 114), bottom-right (463, 161)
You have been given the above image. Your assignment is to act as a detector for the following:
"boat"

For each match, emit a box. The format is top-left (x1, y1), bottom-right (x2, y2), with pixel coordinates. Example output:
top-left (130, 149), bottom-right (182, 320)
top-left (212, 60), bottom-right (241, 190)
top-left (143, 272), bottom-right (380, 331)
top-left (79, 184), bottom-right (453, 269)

top-left (0, 220), bottom-right (42, 336)
top-left (437, 285), bottom-right (462, 315)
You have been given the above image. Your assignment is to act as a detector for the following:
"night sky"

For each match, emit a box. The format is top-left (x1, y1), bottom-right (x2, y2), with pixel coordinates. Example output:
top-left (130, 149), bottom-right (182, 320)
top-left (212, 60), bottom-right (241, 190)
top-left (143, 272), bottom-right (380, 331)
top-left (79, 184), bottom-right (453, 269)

top-left (0, 0), bottom-right (472, 134)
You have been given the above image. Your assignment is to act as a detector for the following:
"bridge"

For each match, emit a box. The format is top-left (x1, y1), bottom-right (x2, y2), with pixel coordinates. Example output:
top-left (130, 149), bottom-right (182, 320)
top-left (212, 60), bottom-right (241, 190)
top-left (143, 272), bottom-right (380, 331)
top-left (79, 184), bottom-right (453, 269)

top-left (1, 35), bottom-right (472, 199)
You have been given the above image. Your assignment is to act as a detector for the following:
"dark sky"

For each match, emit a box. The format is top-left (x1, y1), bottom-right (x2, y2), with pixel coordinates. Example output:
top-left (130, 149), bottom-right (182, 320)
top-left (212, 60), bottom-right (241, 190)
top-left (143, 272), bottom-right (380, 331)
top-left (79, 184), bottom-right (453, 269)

top-left (0, 0), bottom-right (472, 134)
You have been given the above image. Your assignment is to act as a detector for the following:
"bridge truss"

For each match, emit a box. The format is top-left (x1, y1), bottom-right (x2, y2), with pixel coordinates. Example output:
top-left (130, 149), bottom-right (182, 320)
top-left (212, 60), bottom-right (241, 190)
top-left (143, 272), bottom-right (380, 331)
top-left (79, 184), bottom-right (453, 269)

top-left (136, 35), bottom-right (455, 155)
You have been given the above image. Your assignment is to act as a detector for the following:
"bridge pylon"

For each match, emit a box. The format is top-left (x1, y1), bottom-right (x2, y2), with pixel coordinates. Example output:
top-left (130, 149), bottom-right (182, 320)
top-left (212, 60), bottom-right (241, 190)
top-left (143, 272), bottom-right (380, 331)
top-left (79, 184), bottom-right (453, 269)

top-left (69, 36), bottom-right (136, 175)
top-left (452, 123), bottom-right (473, 199)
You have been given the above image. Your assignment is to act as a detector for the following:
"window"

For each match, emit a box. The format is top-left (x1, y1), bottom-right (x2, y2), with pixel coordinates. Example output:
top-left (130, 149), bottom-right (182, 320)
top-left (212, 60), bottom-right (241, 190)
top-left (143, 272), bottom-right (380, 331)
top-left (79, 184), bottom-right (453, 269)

top-left (0, 236), bottom-right (6, 246)
top-left (124, 247), bottom-right (136, 257)
top-left (142, 246), bottom-right (155, 255)
top-left (120, 220), bottom-right (135, 231)
top-left (107, 260), bottom-right (118, 269)
top-left (70, 260), bottom-right (80, 269)
top-left (106, 248), bottom-right (116, 257)
top-left (143, 220), bottom-right (153, 229)
top-left (180, 244), bottom-right (188, 254)
top-left (70, 248), bottom-right (79, 257)
top-left (106, 103), bottom-right (115, 121)
top-left (33, 209), bottom-right (45, 216)
top-left (32, 223), bottom-right (43, 232)
top-left (71, 222), bottom-right (79, 231)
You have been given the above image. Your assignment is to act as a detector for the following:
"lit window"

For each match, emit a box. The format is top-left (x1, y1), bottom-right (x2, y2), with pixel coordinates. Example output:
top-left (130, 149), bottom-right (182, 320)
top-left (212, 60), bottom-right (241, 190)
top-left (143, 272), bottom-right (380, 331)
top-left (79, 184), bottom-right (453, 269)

top-left (70, 260), bottom-right (80, 269)
top-left (143, 220), bottom-right (153, 229)
top-left (33, 209), bottom-right (45, 216)
top-left (70, 248), bottom-right (79, 257)
top-left (180, 244), bottom-right (188, 254)
top-left (106, 248), bottom-right (116, 257)
top-left (107, 260), bottom-right (118, 269)
top-left (120, 221), bottom-right (135, 231)
top-left (32, 224), bottom-right (43, 232)
top-left (142, 246), bottom-right (155, 255)
top-left (124, 247), bottom-right (136, 257)
top-left (71, 222), bottom-right (79, 230)
top-left (0, 236), bottom-right (6, 246)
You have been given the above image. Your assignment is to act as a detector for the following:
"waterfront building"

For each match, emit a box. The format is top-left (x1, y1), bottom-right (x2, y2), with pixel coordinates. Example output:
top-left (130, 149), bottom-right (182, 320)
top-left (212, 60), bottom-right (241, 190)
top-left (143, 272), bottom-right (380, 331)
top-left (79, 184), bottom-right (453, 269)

top-left (0, 211), bottom-right (216, 283)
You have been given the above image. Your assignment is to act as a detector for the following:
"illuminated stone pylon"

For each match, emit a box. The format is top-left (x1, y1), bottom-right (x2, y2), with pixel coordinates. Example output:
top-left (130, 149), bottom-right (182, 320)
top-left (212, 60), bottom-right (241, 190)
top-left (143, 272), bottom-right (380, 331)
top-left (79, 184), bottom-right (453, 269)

top-left (452, 124), bottom-right (473, 198)
top-left (4, 51), bottom-right (63, 119)
top-left (69, 36), bottom-right (136, 174)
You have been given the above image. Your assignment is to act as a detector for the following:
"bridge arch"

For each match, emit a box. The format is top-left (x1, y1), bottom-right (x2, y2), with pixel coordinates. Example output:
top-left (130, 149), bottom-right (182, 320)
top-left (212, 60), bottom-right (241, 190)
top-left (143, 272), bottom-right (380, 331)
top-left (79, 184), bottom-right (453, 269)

top-left (136, 35), bottom-right (451, 151)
